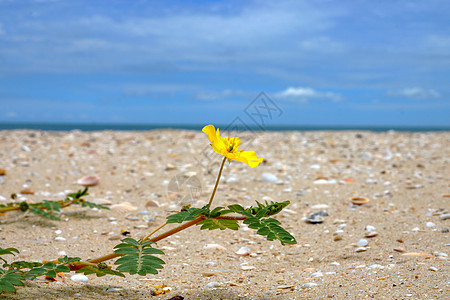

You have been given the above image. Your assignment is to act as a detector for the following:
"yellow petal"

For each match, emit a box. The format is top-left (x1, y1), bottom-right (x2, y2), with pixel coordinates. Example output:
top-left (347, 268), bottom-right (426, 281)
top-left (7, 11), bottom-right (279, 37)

top-left (231, 150), bottom-right (263, 168)
top-left (202, 125), bottom-right (218, 144)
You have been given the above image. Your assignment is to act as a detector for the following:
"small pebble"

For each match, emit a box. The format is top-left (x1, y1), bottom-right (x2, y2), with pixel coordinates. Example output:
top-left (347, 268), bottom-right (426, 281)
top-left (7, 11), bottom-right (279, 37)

top-left (240, 265), bottom-right (255, 271)
top-left (54, 237), bottom-right (66, 242)
top-left (394, 247), bottom-right (405, 253)
top-left (365, 225), bottom-right (376, 231)
top-left (236, 247), bottom-right (250, 256)
top-left (205, 282), bottom-right (221, 288)
top-left (0, 168), bottom-right (6, 175)
top-left (301, 282), bottom-right (318, 288)
top-left (71, 274), bottom-right (88, 283)
top-left (55, 230), bottom-right (62, 235)
top-left (426, 222), bottom-right (436, 227)
top-left (356, 239), bottom-right (369, 247)
top-left (440, 213), bottom-right (450, 220)
top-left (355, 247), bottom-right (367, 252)
top-left (428, 266), bottom-right (438, 271)
top-left (261, 173), bottom-right (278, 183)
top-left (106, 288), bottom-right (124, 292)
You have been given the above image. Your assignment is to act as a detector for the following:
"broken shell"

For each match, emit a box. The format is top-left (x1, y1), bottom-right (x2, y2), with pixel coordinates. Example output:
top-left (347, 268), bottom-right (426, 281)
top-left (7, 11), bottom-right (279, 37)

top-left (77, 175), bottom-right (99, 187)
top-left (204, 244), bottom-right (226, 251)
top-left (241, 265), bottom-right (255, 271)
top-left (111, 202), bottom-right (138, 211)
top-left (393, 247), bottom-right (405, 253)
top-left (20, 188), bottom-right (34, 195)
top-left (350, 197), bottom-right (370, 205)
top-left (401, 252), bottom-right (434, 258)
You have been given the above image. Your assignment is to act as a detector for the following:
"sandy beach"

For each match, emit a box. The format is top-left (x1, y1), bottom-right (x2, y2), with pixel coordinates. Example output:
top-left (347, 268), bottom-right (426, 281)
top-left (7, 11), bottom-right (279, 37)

top-left (0, 129), bottom-right (448, 299)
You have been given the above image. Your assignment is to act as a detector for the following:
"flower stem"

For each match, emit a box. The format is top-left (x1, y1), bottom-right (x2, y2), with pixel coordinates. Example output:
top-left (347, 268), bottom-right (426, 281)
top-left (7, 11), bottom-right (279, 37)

top-left (207, 156), bottom-right (227, 209)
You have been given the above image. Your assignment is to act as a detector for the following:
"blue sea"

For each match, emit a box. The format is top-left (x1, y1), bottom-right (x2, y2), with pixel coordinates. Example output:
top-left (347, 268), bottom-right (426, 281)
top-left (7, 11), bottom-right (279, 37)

top-left (0, 122), bottom-right (449, 132)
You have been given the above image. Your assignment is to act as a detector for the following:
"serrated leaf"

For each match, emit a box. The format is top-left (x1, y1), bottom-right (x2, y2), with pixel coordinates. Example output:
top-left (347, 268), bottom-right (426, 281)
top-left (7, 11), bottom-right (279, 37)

top-left (197, 218), bottom-right (239, 231)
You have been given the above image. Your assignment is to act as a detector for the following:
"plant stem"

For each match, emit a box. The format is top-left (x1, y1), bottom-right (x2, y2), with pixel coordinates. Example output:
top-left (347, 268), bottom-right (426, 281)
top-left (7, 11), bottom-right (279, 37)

top-left (141, 222), bottom-right (167, 242)
top-left (207, 156), bottom-right (227, 209)
top-left (87, 216), bottom-right (205, 264)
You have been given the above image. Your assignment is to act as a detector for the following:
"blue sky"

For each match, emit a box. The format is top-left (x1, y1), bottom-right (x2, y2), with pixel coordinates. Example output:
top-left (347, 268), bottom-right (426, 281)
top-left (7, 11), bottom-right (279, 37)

top-left (0, 0), bottom-right (449, 127)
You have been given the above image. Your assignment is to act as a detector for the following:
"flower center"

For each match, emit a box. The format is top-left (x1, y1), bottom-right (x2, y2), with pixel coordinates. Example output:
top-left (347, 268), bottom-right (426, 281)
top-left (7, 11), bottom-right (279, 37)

top-left (226, 137), bottom-right (239, 152)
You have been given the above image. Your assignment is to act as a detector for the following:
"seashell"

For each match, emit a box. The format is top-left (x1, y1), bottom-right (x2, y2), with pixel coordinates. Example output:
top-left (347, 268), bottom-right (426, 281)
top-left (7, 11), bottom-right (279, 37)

top-left (393, 247), bottom-right (405, 252)
top-left (165, 164), bottom-right (176, 171)
top-left (111, 201), bottom-right (138, 211)
top-left (350, 197), bottom-right (370, 205)
top-left (355, 247), bottom-right (367, 252)
top-left (20, 188), bottom-right (34, 195)
top-left (365, 231), bottom-right (378, 238)
top-left (77, 175), bottom-right (99, 187)
top-left (204, 244), bottom-right (226, 251)
top-left (145, 199), bottom-right (160, 207)
top-left (240, 265), bottom-right (255, 271)
top-left (400, 252), bottom-right (434, 258)
top-left (236, 247), bottom-right (250, 256)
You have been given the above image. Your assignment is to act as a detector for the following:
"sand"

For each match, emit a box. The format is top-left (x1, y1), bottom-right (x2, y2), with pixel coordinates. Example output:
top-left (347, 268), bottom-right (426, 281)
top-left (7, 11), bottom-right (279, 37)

top-left (0, 129), bottom-right (448, 299)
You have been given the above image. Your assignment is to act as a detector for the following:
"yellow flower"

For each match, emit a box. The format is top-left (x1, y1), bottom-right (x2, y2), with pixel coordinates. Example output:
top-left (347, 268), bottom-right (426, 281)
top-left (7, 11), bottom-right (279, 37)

top-left (202, 124), bottom-right (263, 168)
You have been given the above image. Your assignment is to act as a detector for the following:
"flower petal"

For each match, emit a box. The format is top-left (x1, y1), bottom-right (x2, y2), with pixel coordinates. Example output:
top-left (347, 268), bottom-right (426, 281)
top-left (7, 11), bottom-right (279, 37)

top-left (231, 150), bottom-right (263, 168)
top-left (202, 125), bottom-right (218, 144)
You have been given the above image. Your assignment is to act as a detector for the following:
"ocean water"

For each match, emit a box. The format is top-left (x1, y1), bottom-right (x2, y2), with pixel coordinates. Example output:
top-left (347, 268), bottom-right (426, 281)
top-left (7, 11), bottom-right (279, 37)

top-left (0, 122), bottom-right (449, 132)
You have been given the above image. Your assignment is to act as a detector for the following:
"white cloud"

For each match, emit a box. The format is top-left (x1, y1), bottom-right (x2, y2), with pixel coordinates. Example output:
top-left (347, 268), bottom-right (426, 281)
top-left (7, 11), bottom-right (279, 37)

top-left (275, 87), bottom-right (342, 102)
top-left (388, 87), bottom-right (441, 99)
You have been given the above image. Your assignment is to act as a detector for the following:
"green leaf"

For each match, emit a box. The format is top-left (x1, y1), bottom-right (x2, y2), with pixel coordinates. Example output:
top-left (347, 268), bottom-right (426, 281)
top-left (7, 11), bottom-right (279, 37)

top-left (166, 207), bottom-right (206, 223)
top-left (57, 256), bottom-right (81, 264)
top-left (41, 200), bottom-right (61, 212)
top-left (0, 247), bottom-right (19, 256)
top-left (29, 207), bottom-right (60, 221)
top-left (113, 238), bottom-right (165, 276)
top-left (226, 204), bottom-right (253, 217)
top-left (243, 217), bottom-right (296, 245)
top-left (197, 218), bottom-right (239, 231)
top-left (78, 201), bottom-right (109, 210)
top-left (0, 271), bottom-right (24, 293)
top-left (77, 265), bottom-right (125, 278)
top-left (8, 261), bottom-right (42, 270)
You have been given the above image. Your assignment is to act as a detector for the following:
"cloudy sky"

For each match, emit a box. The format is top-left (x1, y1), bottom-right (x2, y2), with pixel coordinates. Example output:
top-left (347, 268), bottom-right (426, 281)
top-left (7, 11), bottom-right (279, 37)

top-left (0, 0), bottom-right (449, 127)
